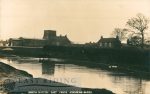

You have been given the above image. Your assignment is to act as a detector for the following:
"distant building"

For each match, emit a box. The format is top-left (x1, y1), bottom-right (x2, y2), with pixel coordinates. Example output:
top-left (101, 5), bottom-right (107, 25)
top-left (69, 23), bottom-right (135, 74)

top-left (43, 30), bottom-right (71, 46)
top-left (43, 30), bottom-right (56, 39)
top-left (8, 30), bottom-right (71, 47)
top-left (84, 42), bottom-right (97, 48)
top-left (8, 38), bottom-right (47, 47)
top-left (97, 36), bottom-right (121, 48)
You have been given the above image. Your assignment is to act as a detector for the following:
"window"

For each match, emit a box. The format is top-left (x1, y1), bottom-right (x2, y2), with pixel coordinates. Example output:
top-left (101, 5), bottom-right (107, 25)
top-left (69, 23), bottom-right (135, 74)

top-left (56, 42), bottom-right (60, 46)
top-left (100, 43), bottom-right (102, 47)
top-left (109, 42), bottom-right (111, 47)
top-left (105, 43), bottom-right (107, 47)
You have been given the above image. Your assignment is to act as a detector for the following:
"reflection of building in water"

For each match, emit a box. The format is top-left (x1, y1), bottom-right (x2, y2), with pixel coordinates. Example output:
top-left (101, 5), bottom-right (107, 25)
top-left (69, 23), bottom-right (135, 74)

top-left (42, 62), bottom-right (55, 75)
top-left (57, 64), bottom-right (66, 73)
top-left (8, 30), bottom-right (71, 47)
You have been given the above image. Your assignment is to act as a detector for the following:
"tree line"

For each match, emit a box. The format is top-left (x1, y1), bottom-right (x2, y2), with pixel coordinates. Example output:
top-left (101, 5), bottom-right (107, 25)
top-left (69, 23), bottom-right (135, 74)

top-left (112, 13), bottom-right (149, 48)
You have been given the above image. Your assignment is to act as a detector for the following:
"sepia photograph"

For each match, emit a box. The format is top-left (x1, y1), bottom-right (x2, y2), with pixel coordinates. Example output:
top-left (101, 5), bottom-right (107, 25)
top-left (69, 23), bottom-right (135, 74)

top-left (0, 0), bottom-right (150, 94)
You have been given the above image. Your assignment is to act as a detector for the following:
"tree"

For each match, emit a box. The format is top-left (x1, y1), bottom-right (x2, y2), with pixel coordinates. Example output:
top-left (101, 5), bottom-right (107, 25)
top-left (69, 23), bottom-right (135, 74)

top-left (127, 36), bottom-right (141, 46)
top-left (126, 13), bottom-right (149, 48)
top-left (112, 28), bottom-right (128, 42)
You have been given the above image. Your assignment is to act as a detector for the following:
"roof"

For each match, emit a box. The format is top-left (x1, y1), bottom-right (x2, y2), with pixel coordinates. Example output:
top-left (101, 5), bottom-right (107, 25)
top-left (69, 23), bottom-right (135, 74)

top-left (54, 36), bottom-right (71, 43)
top-left (9, 36), bottom-right (70, 41)
top-left (98, 38), bottom-right (120, 43)
top-left (9, 38), bottom-right (46, 41)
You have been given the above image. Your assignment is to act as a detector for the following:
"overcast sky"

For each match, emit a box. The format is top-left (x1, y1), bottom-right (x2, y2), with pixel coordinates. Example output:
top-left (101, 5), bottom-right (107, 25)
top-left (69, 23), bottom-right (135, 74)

top-left (1, 0), bottom-right (150, 43)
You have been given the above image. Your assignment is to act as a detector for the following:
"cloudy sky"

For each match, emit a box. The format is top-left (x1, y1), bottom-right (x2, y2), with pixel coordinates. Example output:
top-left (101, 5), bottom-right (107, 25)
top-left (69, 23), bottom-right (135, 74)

top-left (0, 0), bottom-right (150, 43)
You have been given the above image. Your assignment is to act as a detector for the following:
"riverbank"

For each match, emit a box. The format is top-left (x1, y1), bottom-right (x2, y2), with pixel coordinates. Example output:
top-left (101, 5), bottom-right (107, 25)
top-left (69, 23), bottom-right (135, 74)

top-left (0, 61), bottom-right (33, 93)
top-left (0, 61), bottom-right (33, 79)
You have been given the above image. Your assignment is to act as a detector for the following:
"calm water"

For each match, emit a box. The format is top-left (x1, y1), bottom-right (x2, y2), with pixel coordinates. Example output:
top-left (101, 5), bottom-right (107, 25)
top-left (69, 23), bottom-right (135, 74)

top-left (0, 57), bottom-right (150, 94)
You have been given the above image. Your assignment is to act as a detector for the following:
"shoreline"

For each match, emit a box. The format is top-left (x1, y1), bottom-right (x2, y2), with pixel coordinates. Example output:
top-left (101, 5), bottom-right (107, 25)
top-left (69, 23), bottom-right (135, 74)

top-left (0, 61), bottom-right (33, 79)
top-left (0, 61), bottom-right (33, 93)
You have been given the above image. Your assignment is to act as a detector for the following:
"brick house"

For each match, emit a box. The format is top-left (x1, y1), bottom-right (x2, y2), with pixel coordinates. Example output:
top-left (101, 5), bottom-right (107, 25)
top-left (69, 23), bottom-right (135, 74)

top-left (97, 36), bottom-right (121, 48)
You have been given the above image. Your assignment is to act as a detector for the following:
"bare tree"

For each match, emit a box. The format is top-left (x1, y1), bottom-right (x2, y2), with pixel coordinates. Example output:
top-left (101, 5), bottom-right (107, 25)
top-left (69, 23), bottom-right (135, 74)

top-left (126, 13), bottom-right (149, 48)
top-left (112, 28), bottom-right (128, 42)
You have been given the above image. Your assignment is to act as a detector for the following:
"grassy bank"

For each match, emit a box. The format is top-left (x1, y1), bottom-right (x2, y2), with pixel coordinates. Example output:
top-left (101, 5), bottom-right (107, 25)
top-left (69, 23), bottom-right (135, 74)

top-left (0, 61), bottom-right (33, 79)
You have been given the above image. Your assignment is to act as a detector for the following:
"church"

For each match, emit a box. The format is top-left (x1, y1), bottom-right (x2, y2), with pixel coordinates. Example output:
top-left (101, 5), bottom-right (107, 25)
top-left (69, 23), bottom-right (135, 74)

top-left (8, 30), bottom-right (71, 47)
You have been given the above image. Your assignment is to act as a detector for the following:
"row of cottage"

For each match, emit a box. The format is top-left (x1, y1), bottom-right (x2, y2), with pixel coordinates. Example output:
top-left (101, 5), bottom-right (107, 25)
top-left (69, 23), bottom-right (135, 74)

top-left (8, 30), bottom-right (121, 48)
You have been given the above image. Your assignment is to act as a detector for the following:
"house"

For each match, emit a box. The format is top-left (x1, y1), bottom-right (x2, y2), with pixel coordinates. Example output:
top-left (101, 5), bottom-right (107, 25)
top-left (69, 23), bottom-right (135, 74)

top-left (97, 36), bottom-right (121, 48)
top-left (8, 30), bottom-right (71, 47)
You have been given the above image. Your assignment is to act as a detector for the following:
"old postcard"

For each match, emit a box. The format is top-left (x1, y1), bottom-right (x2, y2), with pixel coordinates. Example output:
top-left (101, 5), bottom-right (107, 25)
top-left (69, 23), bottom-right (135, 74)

top-left (0, 0), bottom-right (150, 94)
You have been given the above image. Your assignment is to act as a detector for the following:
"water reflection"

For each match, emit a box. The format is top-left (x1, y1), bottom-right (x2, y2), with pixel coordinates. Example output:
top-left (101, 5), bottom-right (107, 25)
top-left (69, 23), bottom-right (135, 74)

top-left (110, 75), bottom-right (146, 94)
top-left (42, 61), bottom-right (55, 75)
top-left (0, 57), bottom-right (150, 94)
